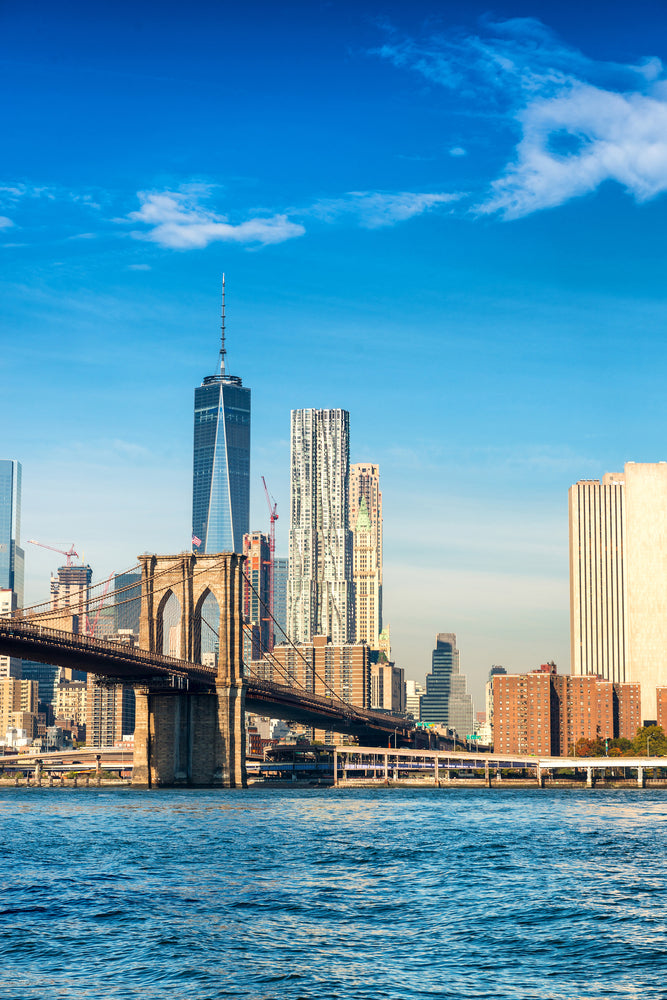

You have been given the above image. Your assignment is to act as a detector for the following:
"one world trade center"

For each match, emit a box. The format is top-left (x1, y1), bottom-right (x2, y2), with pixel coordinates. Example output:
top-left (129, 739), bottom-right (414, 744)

top-left (192, 277), bottom-right (250, 554)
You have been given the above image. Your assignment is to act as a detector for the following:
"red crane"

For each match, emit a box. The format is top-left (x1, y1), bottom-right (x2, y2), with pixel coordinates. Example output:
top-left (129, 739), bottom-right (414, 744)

top-left (27, 539), bottom-right (79, 566)
top-left (261, 476), bottom-right (278, 652)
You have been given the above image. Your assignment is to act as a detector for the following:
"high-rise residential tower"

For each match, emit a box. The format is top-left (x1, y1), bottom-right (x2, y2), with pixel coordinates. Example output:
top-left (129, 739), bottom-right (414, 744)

top-left (192, 277), bottom-right (250, 554)
top-left (570, 462), bottom-right (667, 723)
top-left (0, 460), bottom-right (24, 609)
top-left (287, 409), bottom-right (353, 644)
top-left (349, 463), bottom-right (382, 648)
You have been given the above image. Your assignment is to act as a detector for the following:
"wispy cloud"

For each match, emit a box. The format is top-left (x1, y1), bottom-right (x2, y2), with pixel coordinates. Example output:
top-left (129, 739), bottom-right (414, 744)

top-left (0, 216), bottom-right (13, 229)
top-left (126, 189), bottom-right (305, 249)
top-left (309, 190), bottom-right (463, 228)
top-left (375, 17), bottom-right (667, 218)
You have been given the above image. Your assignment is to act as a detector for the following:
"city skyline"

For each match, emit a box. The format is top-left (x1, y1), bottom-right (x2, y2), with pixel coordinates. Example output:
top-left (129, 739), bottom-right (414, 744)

top-left (8, 2), bottom-right (667, 704)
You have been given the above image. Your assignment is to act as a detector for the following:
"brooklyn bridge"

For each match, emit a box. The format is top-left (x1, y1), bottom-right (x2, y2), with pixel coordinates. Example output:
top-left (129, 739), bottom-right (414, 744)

top-left (0, 552), bottom-right (413, 787)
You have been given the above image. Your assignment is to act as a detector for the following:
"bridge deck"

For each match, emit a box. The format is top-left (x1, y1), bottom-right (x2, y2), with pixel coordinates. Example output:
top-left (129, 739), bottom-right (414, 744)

top-left (0, 620), bottom-right (411, 738)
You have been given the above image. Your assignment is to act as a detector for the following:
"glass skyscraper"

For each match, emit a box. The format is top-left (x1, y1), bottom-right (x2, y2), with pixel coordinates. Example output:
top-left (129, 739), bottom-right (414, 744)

top-left (0, 459), bottom-right (24, 608)
top-left (419, 632), bottom-right (474, 735)
top-left (192, 283), bottom-right (250, 554)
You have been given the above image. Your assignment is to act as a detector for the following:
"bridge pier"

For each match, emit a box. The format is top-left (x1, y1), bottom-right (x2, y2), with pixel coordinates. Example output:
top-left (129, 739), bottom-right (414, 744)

top-left (133, 552), bottom-right (247, 789)
top-left (637, 766), bottom-right (645, 788)
top-left (133, 683), bottom-right (246, 788)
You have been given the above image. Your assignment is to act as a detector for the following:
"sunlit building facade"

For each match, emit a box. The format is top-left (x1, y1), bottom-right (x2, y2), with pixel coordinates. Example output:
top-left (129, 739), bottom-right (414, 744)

top-left (287, 409), bottom-right (353, 644)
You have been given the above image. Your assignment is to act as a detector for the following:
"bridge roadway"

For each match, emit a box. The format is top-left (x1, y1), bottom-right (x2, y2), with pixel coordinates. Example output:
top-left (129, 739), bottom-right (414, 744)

top-left (0, 618), bottom-right (412, 743)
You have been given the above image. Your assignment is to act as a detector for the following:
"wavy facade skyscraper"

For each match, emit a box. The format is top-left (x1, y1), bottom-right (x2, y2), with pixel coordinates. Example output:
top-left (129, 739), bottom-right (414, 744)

top-left (287, 409), bottom-right (353, 644)
top-left (192, 278), bottom-right (251, 554)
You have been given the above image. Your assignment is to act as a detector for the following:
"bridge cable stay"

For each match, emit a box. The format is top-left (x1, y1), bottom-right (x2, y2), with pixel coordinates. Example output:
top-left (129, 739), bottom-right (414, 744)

top-left (14, 564), bottom-right (142, 620)
top-left (16, 551), bottom-right (241, 626)
top-left (237, 568), bottom-right (353, 710)
top-left (199, 615), bottom-right (303, 692)
top-left (201, 614), bottom-right (357, 726)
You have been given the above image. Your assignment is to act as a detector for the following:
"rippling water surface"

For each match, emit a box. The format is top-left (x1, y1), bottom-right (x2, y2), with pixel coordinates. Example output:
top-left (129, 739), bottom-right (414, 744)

top-left (2, 786), bottom-right (667, 999)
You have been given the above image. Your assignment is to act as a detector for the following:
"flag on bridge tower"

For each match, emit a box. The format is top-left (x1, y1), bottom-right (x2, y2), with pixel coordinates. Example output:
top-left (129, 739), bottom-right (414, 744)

top-left (192, 534), bottom-right (202, 548)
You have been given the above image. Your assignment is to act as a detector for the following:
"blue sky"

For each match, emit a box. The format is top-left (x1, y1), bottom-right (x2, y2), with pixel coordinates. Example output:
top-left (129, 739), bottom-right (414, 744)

top-left (4, 0), bottom-right (667, 705)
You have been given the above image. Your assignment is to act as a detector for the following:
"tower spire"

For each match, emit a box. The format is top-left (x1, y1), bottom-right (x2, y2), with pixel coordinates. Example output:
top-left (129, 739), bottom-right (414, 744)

top-left (220, 272), bottom-right (226, 375)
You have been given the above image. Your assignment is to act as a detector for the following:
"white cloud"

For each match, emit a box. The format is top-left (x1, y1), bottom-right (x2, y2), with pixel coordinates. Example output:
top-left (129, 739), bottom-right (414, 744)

top-left (0, 216), bottom-right (13, 229)
top-left (449, 147), bottom-right (467, 157)
top-left (310, 190), bottom-right (463, 228)
top-left (482, 83), bottom-right (667, 218)
top-left (375, 18), bottom-right (667, 218)
top-left (127, 263), bottom-right (151, 270)
top-left (127, 190), bottom-right (305, 249)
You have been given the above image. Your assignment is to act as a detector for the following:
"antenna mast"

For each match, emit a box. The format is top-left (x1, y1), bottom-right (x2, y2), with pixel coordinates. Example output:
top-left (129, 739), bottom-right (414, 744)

top-left (220, 273), bottom-right (227, 375)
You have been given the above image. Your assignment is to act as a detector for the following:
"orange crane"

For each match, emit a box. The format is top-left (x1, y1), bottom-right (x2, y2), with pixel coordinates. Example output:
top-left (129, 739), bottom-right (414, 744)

top-left (27, 539), bottom-right (79, 566)
top-left (261, 476), bottom-right (278, 652)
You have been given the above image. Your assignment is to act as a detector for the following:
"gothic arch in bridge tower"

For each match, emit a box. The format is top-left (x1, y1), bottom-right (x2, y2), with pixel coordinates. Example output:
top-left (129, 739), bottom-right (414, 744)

top-left (134, 551), bottom-right (247, 788)
top-left (155, 590), bottom-right (182, 657)
top-left (138, 551), bottom-right (245, 683)
top-left (192, 588), bottom-right (221, 667)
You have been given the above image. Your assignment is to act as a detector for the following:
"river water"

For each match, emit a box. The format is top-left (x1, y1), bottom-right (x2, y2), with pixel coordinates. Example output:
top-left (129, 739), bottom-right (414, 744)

top-left (1, 786), bottom-right (666, 999)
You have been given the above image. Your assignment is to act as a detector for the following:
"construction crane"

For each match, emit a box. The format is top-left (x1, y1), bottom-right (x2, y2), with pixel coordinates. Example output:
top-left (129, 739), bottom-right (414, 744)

top-left (27, 539), bottom-right (79, 566)
top-left (261, 476), bottom-right (278, 652)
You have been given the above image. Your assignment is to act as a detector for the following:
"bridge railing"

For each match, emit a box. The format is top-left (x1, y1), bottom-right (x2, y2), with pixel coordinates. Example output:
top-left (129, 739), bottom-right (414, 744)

top-left (0, 618), bottom-right (216, 681)
top-left (246, 675), bottom-right (412, 730)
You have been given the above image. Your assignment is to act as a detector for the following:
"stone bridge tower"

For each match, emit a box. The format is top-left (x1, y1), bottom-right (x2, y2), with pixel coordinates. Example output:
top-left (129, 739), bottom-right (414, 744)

top-left (132, 552), bottom-right (246, 788)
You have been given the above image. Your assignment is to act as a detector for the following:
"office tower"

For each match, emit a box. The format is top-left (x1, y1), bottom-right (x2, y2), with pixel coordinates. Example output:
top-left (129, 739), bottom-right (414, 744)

top-left (405, 680), bottom-right (424, 720)
top-left (570, 462), bottom-right (667, 722)
top-left (114, 571), bottom-right (141, 634)
top-left (0, 590), bottom-right (21, 679)
top-left (569, 473), bottom-right (627, 682)
top-left (192, 277), bottom-right (250, 554)
top-left (370, 662), bottom-right (405, 713)
top-left (419, 633), bottom-right (474, 735)
top-left (623, 463), bottom-right (667, 723)
top-left (287, 409), bottom-right (353, 644)
top-left (19, 662), bottom-right (62, 721)
top-left (273, 557), bottom-right (288, 643)
top-left (242, 531), bottom-right (270, 660)
top-left (349, 463), bottom-right (382, 646)
top-left (352, 497), bottom-right (380, 648)
top-left (0, 460), bottom-right (24, 608)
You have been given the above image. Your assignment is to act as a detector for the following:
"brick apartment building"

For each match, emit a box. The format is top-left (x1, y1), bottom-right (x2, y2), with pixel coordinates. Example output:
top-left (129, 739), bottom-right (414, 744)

top-left (493, 667), bottom-right (643, 755)
top-left (250, 634), bottom-right (371, 743)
